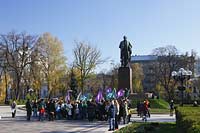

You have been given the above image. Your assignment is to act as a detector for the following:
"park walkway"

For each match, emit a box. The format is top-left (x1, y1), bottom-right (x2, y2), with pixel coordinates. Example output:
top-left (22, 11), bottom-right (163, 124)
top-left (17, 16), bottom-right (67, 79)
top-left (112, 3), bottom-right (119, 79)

top-left (0, 106), bottom-right (175, 133)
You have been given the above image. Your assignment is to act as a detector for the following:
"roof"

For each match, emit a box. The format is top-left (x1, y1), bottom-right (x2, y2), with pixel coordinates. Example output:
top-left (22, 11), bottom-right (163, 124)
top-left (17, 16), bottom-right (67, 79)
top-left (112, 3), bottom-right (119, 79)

top-left (131, 55), bottom-right (158, 63)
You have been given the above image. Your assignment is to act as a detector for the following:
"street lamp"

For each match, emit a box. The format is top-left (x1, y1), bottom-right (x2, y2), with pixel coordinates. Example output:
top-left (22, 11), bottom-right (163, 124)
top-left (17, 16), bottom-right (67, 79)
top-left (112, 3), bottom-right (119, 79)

top-left (172, 68), bottom-right (192, 106)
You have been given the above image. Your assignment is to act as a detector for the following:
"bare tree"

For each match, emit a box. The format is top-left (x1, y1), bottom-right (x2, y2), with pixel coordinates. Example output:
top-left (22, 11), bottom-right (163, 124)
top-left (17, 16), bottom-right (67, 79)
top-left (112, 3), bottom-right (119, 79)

top-left (152, 46), bottom-right (181, 101)
top-left (152, 45), bottom-right (196, 101)
top-left (0, 32), bottom-right (38, 100)
top-left (73, 41), bottom-right (104, 93)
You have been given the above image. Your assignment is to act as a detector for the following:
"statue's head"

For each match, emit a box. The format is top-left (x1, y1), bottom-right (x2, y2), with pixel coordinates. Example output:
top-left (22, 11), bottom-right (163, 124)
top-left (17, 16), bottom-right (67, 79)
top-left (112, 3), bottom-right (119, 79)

top-left (123, 36), bottom-right (127, 40)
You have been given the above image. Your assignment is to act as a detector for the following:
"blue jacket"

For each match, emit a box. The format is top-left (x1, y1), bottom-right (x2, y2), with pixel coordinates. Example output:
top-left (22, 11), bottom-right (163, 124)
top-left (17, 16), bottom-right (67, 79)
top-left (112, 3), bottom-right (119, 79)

top-left (108, 104), bottom-right (116, 118)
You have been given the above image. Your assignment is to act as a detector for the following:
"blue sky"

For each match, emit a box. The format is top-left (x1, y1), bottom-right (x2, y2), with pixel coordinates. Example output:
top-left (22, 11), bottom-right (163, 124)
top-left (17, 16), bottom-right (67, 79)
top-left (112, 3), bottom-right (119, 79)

top-left (0, 0), bottom-right (200, 72)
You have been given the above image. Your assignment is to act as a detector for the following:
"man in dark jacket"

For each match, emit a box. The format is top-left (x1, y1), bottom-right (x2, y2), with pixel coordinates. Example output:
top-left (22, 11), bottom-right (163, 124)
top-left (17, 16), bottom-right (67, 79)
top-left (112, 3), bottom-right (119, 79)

top-left (49, 99), bottom-right (55, 121)
top-left (108, 100), bottom-right (116, 131)
top-left (87, 100), bottom-right (96, 122)
top-left (169, 100), bottom-right (174, 116)
top-left (26, 99), bottom-right (32, 121)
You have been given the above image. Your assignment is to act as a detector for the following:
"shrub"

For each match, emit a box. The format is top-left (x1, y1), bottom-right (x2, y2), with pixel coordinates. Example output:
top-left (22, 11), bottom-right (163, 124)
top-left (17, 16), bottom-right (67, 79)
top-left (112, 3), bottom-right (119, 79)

top-left (116, 122), bottom-right (176, 133)
top-left (188, 124), bottom-right (200, 133)
top-left (176, 106), bottom-right (200, 133)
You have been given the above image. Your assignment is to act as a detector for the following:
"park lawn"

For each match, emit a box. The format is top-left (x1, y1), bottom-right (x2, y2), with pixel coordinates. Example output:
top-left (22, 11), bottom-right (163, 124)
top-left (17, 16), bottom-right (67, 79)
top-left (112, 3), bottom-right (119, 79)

top-left (130, 108), bottom-right (170, 114)
top-left (150, 108), bottom-right (170, 114)
top-left (130, 99), bottom-right (171, 114)
top-left (131, 99), bottom-right (169, 109)
top-left (116, 122), bottom-right (177, 133)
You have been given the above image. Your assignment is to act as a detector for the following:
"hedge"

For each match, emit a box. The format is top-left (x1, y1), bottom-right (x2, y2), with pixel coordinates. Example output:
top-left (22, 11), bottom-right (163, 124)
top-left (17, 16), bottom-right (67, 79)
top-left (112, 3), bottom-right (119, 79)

top-left (176, 106), bottom-right (200, 133)
top-left (116, 122), bottom-right (177, 133)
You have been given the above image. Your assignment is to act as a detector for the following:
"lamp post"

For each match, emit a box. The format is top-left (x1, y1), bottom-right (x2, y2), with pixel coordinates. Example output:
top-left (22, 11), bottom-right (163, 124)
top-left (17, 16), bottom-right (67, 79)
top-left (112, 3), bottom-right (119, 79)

top-left (171, 68), bottom-right (192, 106)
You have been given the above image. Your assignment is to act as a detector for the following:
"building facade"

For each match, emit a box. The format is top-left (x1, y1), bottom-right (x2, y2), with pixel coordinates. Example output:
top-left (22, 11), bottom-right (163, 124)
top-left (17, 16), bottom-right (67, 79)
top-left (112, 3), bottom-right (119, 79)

top-left (131, 55), bottom-right (158, 92)
top-left (131, 55), bottom-right (200, 101)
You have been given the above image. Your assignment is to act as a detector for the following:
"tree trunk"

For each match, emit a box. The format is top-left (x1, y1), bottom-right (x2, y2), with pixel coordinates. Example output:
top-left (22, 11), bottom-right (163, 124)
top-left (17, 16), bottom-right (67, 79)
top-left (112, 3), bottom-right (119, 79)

top-left (165, 86), bottom-right (171, 102)
top-left (48, 81), bottom-right (52, 98)
top-left (4, 71), bottom-right (8, 104)
top-left (16, 79), bottom-right (21, 100)
top-left (81, 78), bottom-right (84, 93)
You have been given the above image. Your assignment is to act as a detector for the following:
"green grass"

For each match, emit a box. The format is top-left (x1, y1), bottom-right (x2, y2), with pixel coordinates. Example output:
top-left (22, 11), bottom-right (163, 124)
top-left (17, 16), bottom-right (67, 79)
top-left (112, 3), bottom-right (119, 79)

top-left (116, 122), bottom-right (177, 133)
top-left (148, 99), bottom-right (169, 109)
top-left (130, 108), bottom-right (170, 114)
top-left (150, 108), bottom-right (170, 114)
top-left (130, 99), bottom-right (170, 114)
top-left (131, 99), bottom-right (169, 109)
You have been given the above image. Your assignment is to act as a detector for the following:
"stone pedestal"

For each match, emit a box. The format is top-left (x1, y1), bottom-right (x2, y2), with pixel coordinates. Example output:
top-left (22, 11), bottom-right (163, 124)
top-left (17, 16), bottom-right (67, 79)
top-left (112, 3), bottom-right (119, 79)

top-left (118, 67), bottom-right (133, 94)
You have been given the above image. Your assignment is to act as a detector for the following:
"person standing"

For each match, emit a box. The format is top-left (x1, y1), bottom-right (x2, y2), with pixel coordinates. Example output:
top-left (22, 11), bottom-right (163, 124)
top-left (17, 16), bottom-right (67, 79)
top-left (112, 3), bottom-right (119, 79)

top-left (141, 101), bottom-right (148, 122)
top-left (78, 100), bottom-right (83, 119)
top-left (11, 100), bottom-right (17, 118)
top-left (82, 101), bottom-right (87, 120)
top-left (108, 100), bottom-right (116, 131)
top-left (127, 99), bottom-right (132, 123)
top-left (136, 101), bottom-right (141, 116)
top-left (114, 100), bottom-right (119, 130)
top-left (169, 100), bottom-right (174, 116)
top-left (32, 100), bottom-right (38, 117)
top-left (49, 99), bottom-right (55, 121)
top-left (38, 99), bottom-right (45, 121)
top-left (55, 101), bottom-right (61, 120)
top-left (66, 101), bottom-right (73, 120)
top-left (75, 102), bottom-right (80, 120)
top-left (87, 100), bottom-right (96, 122)
top-left (122, 99), bottom-right (128, 124)
top-left (26, 99), bottom-right (32, 121)
top-left (144, 99), bottom-right (150, 118)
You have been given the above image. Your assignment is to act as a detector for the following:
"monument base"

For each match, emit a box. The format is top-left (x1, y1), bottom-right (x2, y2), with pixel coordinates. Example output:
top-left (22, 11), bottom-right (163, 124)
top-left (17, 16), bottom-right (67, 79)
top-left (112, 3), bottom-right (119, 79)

top-left (118, 67), bottom-right (133, 94)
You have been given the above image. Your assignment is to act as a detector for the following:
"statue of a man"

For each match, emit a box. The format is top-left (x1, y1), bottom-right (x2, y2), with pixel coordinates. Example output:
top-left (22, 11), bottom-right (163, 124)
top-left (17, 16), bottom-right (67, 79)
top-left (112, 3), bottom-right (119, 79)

top-left (119, 36), bottom-right (132, 67)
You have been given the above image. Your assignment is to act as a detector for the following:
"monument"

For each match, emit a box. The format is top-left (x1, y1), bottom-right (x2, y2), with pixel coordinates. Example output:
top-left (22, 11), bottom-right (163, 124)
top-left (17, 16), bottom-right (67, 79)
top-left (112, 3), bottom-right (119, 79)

top-left (118, 36), bottom-right (133, 94)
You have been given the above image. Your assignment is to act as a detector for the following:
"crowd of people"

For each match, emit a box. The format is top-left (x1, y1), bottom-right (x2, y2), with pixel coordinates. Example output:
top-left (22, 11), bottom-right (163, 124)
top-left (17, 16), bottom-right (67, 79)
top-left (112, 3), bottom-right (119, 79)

top-left (23, 98), bottom-right (132, 131)
top-left (8, 98), bottom-right (155, 131)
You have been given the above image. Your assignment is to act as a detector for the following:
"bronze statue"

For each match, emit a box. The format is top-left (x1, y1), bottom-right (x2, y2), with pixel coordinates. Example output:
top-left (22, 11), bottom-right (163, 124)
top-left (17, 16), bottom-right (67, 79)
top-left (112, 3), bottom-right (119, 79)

top-left (119, 36), bottom-right (132, 67)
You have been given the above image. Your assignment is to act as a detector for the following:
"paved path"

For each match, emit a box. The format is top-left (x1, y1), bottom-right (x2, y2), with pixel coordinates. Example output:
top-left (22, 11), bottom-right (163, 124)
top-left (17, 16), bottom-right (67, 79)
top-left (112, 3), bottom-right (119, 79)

top-left (0, 106), bottom-right (176, 133)
top-left (0, 106), bottom-right (123, 133)
top-left (0, 105), bottom-right (25, 118)
top-left (0, 118), bottom-right (114, 133)
top-left (131, 114), bottom-right (175, 122)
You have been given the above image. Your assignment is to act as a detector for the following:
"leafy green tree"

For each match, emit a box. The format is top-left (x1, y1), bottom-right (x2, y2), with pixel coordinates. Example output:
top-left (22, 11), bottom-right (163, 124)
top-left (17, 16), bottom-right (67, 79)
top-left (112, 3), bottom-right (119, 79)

top-left (131, 63), bottom-right (144, 93)
top-left (107, 63), bottom-right (120, 89)
top-left (29, 60), bottom-right (43, 98)
top-left (36, 33), bottom-right (67, 97)
top-left (155, 82), bottom-right (165, 98)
